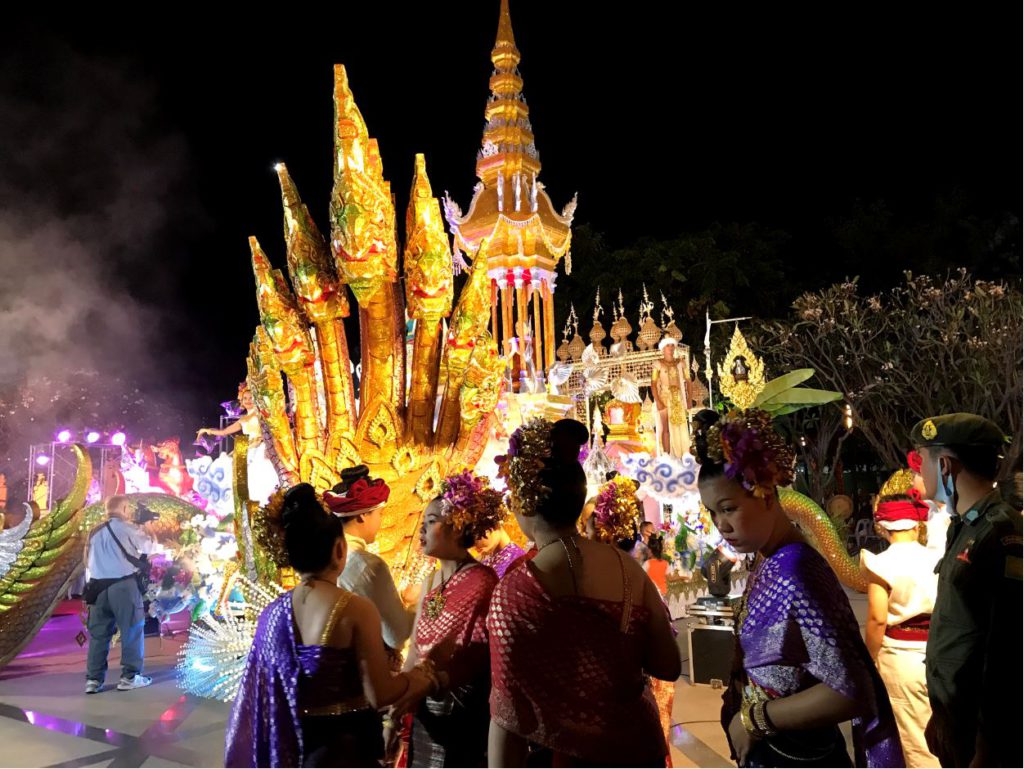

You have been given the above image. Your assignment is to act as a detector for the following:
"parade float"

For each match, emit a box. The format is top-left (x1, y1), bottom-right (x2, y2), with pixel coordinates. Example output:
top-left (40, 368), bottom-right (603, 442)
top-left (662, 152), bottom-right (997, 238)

top-left (0, 0), bottom-right (867, 700)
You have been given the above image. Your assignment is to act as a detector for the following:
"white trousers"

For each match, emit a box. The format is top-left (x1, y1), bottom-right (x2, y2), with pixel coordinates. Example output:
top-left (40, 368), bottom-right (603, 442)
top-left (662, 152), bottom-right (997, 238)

top-left (877, 643), bottom-right (940, 768)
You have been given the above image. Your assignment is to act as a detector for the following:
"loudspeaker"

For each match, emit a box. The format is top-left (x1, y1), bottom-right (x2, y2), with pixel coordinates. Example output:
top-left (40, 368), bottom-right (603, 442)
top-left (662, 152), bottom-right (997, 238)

top-left (688, 624), bottom-right (734, 687)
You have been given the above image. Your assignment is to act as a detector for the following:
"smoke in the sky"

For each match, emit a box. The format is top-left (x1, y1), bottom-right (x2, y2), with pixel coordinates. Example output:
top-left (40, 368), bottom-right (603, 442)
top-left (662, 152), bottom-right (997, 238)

top-left (0, 38), bottom-right (200, 496)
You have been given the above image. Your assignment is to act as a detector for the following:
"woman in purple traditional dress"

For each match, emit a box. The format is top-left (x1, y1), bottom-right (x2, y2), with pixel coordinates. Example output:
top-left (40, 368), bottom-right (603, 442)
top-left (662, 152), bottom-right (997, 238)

top-left (474, 525), bottom-right (526, 579)
top-left (697, 410), bottom-right (904, 768)
top-left (224, 484), bottom-right (432, 768)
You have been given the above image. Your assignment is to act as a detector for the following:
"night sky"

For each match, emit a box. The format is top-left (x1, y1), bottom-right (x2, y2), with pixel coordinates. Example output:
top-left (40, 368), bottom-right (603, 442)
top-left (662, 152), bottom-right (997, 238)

top-left (1, 1), bottom-right (1019, 448)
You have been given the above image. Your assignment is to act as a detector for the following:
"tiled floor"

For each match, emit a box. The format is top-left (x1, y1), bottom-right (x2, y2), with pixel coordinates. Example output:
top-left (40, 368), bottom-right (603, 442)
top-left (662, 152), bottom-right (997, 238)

top-left (0, 591), bottom-right (868, 768)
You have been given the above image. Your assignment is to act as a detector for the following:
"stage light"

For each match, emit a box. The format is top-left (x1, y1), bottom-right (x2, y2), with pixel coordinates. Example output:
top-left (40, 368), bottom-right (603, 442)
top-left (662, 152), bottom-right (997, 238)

top-left (36, 455), bottom-right (50, 466)
top-left (56, 429), bottom-right (72, 443)
top-left (111, 431), bottom-right (127, 446)
top-left (86, 431), bottom-right (101, 444)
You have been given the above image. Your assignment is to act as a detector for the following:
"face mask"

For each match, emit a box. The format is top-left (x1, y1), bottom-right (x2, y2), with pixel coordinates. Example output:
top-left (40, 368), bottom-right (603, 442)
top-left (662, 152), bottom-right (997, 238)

top-left (932, 456), bottom-right (954, 508)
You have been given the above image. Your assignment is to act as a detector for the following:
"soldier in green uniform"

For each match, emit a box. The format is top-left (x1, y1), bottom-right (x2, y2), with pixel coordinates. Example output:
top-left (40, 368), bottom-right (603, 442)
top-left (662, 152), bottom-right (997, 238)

top-left (911, 413), bottom-right (1022, 767)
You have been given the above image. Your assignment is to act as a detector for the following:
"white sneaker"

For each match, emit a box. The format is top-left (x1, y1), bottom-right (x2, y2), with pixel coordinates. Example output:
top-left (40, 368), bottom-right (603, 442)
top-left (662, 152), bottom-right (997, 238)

top-left (116, 674), bottom-right (152, 691)
top-left (85, 680), bottom-right (101, 694)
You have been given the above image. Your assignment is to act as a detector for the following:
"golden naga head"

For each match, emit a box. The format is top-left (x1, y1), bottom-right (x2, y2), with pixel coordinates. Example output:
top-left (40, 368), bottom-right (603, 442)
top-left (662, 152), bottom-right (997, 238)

top-left (250, 237), bottom-right (316, 373)
top-left (445, 241), bottom-right (492, 356)
top-left (459, 334), bottom-right (506, 430)
top-left (276, 163), bottom-right (349, 324)
top-left (404, 154), bottom-right (453, 321)
top-left (330, 65), bottom-right (398, 305)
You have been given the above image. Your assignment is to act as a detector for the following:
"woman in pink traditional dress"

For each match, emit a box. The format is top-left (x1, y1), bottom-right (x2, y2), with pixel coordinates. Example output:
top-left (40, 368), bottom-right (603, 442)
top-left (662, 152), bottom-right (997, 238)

top-left (488, 419), bottom-right (681, 767)
top-left (399, 472), bottom-right (503, 767)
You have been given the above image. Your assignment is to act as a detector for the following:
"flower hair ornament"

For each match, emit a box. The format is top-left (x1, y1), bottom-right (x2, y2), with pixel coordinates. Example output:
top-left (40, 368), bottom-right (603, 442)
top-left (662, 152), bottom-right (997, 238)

top-left (496, 417), bottom-right (554, 518)
top-left (704, 409), bottom-right (796, 498)
top-left (592, 475), bottom-right (643, 544)
top-left (438, 471), bottom-right (507, 542)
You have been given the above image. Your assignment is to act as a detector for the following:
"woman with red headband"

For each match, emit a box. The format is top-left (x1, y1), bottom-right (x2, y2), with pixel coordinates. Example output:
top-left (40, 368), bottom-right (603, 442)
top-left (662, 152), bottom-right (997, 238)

top-left (862, 493), bottom-right (940, 767)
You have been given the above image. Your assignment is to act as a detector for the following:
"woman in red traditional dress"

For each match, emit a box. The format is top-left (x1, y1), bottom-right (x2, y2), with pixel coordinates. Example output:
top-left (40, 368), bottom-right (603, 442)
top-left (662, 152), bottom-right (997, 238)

top-left (488, 419), bottom-right (682, 767)
top-left (399, 472), bottom-right (503, 767)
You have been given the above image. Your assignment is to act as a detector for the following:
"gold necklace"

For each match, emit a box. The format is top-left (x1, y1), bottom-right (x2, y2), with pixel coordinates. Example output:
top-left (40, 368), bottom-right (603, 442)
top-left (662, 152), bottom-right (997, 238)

top-left (424, 560), bottom-right (473, 620)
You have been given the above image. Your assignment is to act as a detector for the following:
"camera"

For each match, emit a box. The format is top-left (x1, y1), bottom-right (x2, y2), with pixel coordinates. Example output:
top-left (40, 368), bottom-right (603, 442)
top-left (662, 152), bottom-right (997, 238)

top-left (134, 504), bottom-right (160, 524)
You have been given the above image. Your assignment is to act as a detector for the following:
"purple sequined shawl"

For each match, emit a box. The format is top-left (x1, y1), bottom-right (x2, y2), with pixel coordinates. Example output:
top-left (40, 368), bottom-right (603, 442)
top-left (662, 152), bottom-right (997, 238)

top-left (740, 543), bottom-right (905, 768)
top-left (225, 594), bottom-right (302, 768)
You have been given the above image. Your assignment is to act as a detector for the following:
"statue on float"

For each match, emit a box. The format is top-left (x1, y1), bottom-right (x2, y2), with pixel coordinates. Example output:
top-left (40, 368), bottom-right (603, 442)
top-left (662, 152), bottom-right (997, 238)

top-left (651, 337), bottom-right (690, 458)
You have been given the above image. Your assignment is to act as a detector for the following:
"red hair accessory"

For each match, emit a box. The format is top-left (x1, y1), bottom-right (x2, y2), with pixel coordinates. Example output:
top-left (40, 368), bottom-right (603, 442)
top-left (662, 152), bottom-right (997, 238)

top-left (874, 496), bottom-right (928, 525)
top-left (323, 478), bottom-right (390, 517)
top-left (907, 450), bottom-right (923, 474)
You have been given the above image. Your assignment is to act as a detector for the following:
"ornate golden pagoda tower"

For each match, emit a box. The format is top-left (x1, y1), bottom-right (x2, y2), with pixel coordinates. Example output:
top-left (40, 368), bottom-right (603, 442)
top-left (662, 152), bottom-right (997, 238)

top-left (444, 0), bottom-right (575, 379)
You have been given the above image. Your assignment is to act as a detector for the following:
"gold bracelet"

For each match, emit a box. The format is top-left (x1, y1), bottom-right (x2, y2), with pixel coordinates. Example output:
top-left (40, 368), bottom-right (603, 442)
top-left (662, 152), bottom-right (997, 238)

top-left (740, 701), bottom-right (761, 738)
top-left (751, 700), bottom-right (778, 737)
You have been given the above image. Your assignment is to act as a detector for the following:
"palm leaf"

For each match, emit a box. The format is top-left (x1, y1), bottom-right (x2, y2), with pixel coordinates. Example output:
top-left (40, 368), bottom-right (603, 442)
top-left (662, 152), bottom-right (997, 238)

top-left (752, 369), bottom-right (816, 407)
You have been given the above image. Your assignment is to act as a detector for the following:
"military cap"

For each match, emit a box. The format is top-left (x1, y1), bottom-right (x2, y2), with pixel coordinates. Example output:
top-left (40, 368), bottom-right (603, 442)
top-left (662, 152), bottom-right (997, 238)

top-left (910, 412), bottom-right (1007, 448)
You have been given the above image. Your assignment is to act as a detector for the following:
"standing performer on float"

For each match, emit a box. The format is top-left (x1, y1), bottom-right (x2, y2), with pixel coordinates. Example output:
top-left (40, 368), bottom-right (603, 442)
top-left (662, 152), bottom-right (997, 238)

top-left (651, 337), bottom-right (690, 458)
top-left (196, 382), bottom-right (280, 505)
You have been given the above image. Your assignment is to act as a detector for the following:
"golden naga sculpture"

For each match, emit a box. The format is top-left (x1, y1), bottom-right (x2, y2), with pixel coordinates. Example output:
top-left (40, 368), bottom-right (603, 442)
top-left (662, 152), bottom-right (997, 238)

top-left (245, 67), bottom-right (506, 570)
top-left (404, 154), bottom-right (454, 447)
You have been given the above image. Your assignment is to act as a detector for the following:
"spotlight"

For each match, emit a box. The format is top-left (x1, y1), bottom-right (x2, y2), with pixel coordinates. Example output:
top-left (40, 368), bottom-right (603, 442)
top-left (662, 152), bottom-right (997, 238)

top-left (111, 431), bottom-right (127, 446)
top-left (86, 431), bottom-right (101, 444)
top-left (56, 429), bottom-right (72, 443)
top-left (36, 455), bottom-right (51, 467)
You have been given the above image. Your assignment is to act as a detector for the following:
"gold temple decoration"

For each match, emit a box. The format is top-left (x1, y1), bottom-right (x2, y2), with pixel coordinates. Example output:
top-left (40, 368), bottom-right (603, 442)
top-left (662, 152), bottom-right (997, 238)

top-left (443, 0), bottom-right (574, 375)
top-left (636, 284), bottom-right (661, 351)
top-left (716, 326), bottom-right (766, 410)
top-left (588, 288), bottom-right (607, 356)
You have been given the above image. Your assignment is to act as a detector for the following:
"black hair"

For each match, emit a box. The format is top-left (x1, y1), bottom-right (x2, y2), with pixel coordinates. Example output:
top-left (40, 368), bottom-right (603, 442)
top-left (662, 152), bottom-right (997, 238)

top-left (649, 533), bottom-right (664, 559)
top-left (282, 483), bottom-right (343, 573)
top-left (945, 444), bottom-right (1001, 481)
top-left (536, 419), bottom-right (590, 527)
top-left (331, 464), bottom-right (370, 495)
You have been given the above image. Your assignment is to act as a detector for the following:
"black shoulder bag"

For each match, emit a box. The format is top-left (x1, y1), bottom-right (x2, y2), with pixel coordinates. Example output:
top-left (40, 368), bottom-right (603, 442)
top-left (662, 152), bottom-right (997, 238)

top-left (104, 521), bottom-right (152, 595)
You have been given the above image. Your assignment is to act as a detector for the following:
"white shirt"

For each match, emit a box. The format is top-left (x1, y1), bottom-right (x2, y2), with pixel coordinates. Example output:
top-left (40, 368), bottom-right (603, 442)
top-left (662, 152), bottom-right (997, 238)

top-left (926, 503), bottom-right (951, 560)
top-left (86, 518), bottom-right (153, 580)
top-left (862, 541), bottom-right (938, 648)
top-left (338, 534), bottom-right (415, 650)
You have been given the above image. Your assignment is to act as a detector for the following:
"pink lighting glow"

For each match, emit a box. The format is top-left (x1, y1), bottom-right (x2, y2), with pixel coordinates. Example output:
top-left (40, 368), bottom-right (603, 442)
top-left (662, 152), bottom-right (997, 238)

top-left (111, 431), bottom-right (127, 446)
top-left (85, 431), bottom-right (101, 444)
top-left (56, 429), bottom-right (72, 443)
top-left (36, 455), bottom-right (50, 466)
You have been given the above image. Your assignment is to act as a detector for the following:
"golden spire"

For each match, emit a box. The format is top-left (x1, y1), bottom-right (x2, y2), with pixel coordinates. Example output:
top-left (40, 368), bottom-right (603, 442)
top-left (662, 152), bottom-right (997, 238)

top-left (477, 0), bottom-right (538, 184)
top-left (492, 0), bottom-right (520, 68)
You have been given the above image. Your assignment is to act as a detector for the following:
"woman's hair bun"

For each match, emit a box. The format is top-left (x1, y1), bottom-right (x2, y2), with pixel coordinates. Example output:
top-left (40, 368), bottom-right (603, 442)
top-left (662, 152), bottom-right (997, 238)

top-left (282, 483), bottom-right (321, 528)
top-left (550, 419), bottom-right (589, 463)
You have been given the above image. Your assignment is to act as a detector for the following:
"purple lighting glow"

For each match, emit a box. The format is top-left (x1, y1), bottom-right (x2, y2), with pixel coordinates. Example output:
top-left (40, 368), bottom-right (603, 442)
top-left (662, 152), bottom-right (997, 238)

top-left (36, 455), bottom-right (50, 467)
top-left (85, 431), bottom-right (101, 444)
top-left (111, 431), bottom-right (127, 446)
top-left (56, 429), bottom-right (72, 443)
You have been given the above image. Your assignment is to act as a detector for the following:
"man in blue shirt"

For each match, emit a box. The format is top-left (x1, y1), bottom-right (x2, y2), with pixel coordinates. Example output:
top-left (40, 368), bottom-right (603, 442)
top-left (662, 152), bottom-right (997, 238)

top-left (83, 495), bottom-right (155, 694)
